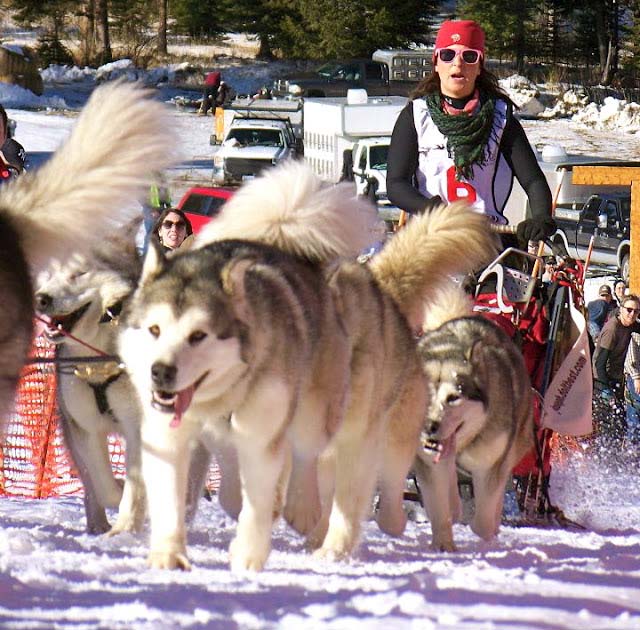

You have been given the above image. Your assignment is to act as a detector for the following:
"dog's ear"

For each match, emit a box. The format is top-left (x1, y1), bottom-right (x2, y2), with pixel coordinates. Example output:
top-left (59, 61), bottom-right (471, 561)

top-left (140, 239), bottom-right (167, 285)
top-left (221, 258), bottom-right (254, 323)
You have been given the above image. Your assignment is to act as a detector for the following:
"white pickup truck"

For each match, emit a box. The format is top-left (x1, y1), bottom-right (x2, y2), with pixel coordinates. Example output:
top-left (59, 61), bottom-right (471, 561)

top-left (212, 116), bottom-right (300, 186)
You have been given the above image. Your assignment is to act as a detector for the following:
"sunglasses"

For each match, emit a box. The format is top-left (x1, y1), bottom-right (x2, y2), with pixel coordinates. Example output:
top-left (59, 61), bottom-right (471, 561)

top-left (437, 48), bottom-right (482, 64)
top-left (161, 220), bottom-right (186, 231)
top-left (622, 306), bottom-right (640, 314)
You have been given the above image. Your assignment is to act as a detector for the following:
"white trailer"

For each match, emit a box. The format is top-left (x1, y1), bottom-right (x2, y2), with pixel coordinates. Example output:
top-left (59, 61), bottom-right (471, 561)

top-left (302, 93), bottom-right (407, 186)
top-left (503, 144), bottom-right (636, 225)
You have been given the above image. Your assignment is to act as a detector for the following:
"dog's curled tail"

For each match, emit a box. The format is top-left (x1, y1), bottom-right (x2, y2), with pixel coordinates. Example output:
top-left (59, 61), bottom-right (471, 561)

top-left (0, 81), bottom-right (178, 274)
top-left (197, 161), bottom-right (383, 263)
top-left (369, 202), bottom-right (497, 327)
top-left (421, 283), bottom-right (474, 333)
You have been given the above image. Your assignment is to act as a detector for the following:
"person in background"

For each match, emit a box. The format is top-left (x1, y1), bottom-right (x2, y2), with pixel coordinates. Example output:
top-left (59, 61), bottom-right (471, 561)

top-left (541, 256), bottom-right (556, 284)
top-left (215, 80), bottom-right (233, 108)
top-left (199, 71), bottom-right (221, 116)
top-left (592, 294), bottom-right (640, 444)
top-left (152, 207), bottom-right (193, 252)
top-left (586, 284), bottom-right (616, 344)
top-left (614, 279), bottom-right (627, 308)
top-left (0, 103), bottom-right (26, 183)
top-left (386, 20), bottom-right (555, 249)
top-left (624, 330), bottom-right (640, 446)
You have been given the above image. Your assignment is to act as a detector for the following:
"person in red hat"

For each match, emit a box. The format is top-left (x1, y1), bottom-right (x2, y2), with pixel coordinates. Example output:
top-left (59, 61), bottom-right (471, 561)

top-left (387, 19), bottom-right (555, 248)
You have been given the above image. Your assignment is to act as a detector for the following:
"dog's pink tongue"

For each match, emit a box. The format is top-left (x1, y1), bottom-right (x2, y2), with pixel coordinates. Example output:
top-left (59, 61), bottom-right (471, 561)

top-left (34, 316), bottom-right (52, 337)
top-left (170, 386), bottom-right (195, 429)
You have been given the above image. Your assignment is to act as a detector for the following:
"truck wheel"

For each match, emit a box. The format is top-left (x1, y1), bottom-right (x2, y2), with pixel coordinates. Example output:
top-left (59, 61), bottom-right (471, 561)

top-left (621, 253), bottom-right (630, 284)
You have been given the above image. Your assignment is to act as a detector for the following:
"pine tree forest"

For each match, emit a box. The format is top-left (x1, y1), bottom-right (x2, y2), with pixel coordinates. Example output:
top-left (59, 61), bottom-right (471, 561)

top-left (3, 0), bottom-right (640, 87)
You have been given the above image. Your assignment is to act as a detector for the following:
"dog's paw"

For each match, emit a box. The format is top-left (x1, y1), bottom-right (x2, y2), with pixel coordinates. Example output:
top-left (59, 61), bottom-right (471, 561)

top-left (431, 535), bottom-right (457, 552)
top-left (313, 545), bottom-right (349, 563)
top-left (376, 504), bottom-right (407, 537)
top-left (107, 514), bottom-right (144, 537)
top-left (147, 549), bottom-right (191, 571)
top-left (284, 496), bottom-right (321, 536)
top-left (228, 536), bottom-right (269, 572)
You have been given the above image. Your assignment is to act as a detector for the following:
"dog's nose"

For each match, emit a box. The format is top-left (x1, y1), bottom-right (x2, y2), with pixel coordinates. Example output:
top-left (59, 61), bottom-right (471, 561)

top-left (151, 362), bottom-right (177, 388)
top-left (428, 420), bottom-right (440, 435)
top-left (35, 292), bottom-right (52, 312)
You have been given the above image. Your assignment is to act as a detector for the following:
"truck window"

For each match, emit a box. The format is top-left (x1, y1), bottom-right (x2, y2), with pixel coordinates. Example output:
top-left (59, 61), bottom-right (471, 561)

top-left (227, 128), bottom-right (283, 146)
top-left (621, 198), bottom-right (631, 221)
top-left (336, 64), bottom-right (359, 80)
top-left (364, 63), bottom-right (383, 80)
top-left (369, 145), bottom-right (389, 170)
top-left (605, 201), bottom-right (618, 225)
top-left (581, 198), bottom-right (601, 221)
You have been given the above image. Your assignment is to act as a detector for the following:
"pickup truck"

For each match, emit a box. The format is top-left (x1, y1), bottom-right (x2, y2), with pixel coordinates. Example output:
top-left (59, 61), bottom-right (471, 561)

top-left (552, 193), bottom-right (631, 282)
top-left (212, 116), bottom-right (300, 186)
top-left (272, 49), bottom-right (430, 98)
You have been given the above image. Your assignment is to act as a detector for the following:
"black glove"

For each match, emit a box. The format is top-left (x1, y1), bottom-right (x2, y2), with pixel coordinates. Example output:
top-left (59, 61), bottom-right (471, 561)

top-left (419, 195), bottom-right (443, 214)
top-left (516, 216), bottom-right (557, 244)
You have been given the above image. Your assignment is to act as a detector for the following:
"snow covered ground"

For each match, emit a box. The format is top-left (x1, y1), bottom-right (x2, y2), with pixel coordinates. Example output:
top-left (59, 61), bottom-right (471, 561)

top-left (1, 57), bottom-right (640, 629)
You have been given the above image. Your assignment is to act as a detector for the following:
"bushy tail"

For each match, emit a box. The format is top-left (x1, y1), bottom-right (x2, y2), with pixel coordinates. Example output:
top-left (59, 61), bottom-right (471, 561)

top-left (196, 161), bottom-right (383, 263)
top-left (421, 283), bottom-right (474, 333)
top-left (369, 202), bottom-right (498, 326)
top-left (0, 81), bottom-right (178, 274)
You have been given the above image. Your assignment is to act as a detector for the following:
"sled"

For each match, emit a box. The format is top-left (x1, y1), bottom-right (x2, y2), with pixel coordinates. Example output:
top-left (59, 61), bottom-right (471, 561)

top-left (473, 245), bottom-right (592, 527)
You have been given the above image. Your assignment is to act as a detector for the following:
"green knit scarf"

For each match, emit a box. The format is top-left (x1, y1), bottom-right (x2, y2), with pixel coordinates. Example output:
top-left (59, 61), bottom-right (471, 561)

top-left (425, 91), bottom-right (496, 181)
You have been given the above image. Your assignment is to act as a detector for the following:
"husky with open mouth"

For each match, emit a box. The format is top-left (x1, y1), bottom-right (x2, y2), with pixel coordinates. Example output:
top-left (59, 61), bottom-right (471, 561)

top-left (415, 285), bottom-right (534, 551)
top-left (35, 233), bottom-right (145, 534)
top-left (0, 81), bottom-right (176, 434)
top-left (35, 229), bottom-right (220, 535)
top-left (119, 161), bottom-right (497, 571)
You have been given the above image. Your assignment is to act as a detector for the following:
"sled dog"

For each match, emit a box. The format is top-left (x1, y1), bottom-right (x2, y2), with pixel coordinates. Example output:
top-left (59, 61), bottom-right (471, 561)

top-left (35, 226), bottom-right (150, 535)
top-left (35, 228), bottom-right (214, 534)
top-left (0, 81), bottom-right (176, 432)
top-left (415, 285), bottom-right (534, 551)
top-left (120, 161), bottom-right (497, 571)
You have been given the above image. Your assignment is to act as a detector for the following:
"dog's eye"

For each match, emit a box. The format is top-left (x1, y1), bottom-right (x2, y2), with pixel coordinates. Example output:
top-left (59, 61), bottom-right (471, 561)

top-left (149, 325), bottom-right (160, 338)
top-left (188, 330), bottom-right (207, 345)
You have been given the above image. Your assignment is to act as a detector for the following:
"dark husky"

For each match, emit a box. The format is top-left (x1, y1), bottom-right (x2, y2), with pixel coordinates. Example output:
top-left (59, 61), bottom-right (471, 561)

top-left (415, 287), bottom-right (534, 551)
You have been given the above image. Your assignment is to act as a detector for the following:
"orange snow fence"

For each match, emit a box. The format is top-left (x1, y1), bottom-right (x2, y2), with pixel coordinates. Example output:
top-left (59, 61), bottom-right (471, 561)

top-left (0, 335), bottom-right (219, 499)
top-left (0, 336), bottom-right (126, 498)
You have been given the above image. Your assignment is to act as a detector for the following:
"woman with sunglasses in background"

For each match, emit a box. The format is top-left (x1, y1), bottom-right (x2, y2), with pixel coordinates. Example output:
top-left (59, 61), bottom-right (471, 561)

top-left (153, 207), bottom-right (193, 252)
top-left (387, 20), bottom-right (555, 247)
top-left (593, 294), bottom-right (640, 446)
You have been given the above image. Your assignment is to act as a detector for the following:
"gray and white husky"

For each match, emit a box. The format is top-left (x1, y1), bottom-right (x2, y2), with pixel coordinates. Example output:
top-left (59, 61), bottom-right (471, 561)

top-left (415, 285), bottom-right (534, 551)
top-left (35, 228), bottom-right (216, 535)
top-left (0, 81), bottom-right (176, 432)
top-left (119, 161), bottom-right (498, 572)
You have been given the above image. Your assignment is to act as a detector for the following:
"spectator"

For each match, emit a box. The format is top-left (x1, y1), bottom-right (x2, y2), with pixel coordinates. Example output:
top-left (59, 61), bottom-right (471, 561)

top-left (0, 103), bottom-right (26, 182)
top-left (386, 19), bottom-right (555, 250)
top-left (199, 71), bottom-right (221, 116)
top-left (624, 331), bottom-right (640, 446)
top-left (215, 80), bottom-right (233, 108)
top-left (614, 279), bottom-right (627, 307)
top-left (152, 207), bottom-right (193, 252)
top-left (592, 294), bottom-right (640, 444)
top-left (586, 284), bottom-right (616, 342)
top-left (541, 256), bottom-right (556, 284)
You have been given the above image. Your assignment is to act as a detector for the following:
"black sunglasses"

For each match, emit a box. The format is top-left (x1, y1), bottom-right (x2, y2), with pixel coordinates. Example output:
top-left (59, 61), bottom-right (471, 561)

top-left (622, 306), bottom-right (640, 314)
top-left (162, 220), bottom-right (186, 230)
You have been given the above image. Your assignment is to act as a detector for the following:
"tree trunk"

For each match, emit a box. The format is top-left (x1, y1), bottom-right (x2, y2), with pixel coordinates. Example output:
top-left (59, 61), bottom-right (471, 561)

top-left (158, 0), bottom-right (168, 56)
top-left (95, 0), bottom-right (112, 65)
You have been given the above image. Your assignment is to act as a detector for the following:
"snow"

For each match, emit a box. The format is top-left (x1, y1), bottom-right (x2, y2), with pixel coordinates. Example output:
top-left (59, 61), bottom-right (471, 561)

top-left (1, 58), bottom-right (640, 629)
